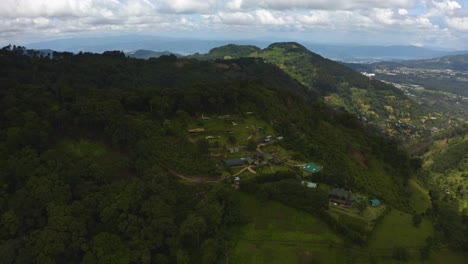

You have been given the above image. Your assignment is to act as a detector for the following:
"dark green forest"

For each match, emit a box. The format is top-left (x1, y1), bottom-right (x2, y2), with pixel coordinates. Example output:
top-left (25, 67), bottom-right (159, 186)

top-left (0, 45), bottom-right (466, 263)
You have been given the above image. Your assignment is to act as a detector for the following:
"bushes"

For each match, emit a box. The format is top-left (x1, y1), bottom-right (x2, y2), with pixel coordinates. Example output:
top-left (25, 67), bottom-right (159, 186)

top-left (392, 247), bottom-right (409, 261)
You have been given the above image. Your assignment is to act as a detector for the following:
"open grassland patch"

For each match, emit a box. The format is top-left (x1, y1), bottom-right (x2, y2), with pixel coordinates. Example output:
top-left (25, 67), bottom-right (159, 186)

top-left (232, 193), bottom-right (345, 263)
top-left (369, 209), bottom-right (433, 249)
top-left (408, 179), bottom-right (432, 213)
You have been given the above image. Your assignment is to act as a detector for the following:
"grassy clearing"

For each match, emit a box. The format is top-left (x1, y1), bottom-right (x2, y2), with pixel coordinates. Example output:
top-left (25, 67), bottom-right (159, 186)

top-left (231, 192), bottom-right (350, 264)
top-left (232, 193), bottom-right (467, 264)
top-left (188, 115), bottom-right (275, 145)
top-left (408, 179), bottom-right (432, 214)
top-left (430, 249), bottom-right (468, 264)
top-left (369, 209), bottom-right (433, 249)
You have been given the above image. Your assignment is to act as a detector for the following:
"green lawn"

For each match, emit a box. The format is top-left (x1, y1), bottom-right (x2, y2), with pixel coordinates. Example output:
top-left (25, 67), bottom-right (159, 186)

top-left (231, 193), bottom-right (352, 264)
top-left (232, 193), bottom-right (467, 264)
top-left (369, 209), bottom-right (433, 249)
top-left (408, 179), bottom-right (432, 214)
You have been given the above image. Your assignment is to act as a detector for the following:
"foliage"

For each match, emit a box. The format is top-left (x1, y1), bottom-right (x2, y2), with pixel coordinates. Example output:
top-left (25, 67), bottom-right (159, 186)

top-left (191, 44), bottom-right (261, 60)
top-left (392, 246), bottom-right (409, 261)
top-left (412, 214), bottom-right (423, 227)
top-left (356, 200), bottom-right (368, 215)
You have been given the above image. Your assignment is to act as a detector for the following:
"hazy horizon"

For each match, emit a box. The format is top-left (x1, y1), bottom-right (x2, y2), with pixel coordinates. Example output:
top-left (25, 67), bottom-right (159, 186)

top-left (1, 0), bottom-right (467, 50)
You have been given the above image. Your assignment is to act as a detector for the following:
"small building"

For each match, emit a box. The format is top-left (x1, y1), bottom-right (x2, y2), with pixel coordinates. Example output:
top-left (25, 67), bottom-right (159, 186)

top-left (302, 181), bottom-right (317, 188)
top-left (234, 177), bottom-right (240, 184)
top-left (224, 158), bottom-right (245, 167)
top-left (253, 153), bottom-right (264, 160)
top-left (188, 128), bottom-right (205, 133)
top-left (302, 162), bottom-right (322, 174)
top-left (329, 188), bottom-right (355, 207)
top-left (369, 199), bottom-right (381, 207)
top-left (271, 158), bottom-right (282, 165)
top-left (229, 147), bottom-right (240, 153)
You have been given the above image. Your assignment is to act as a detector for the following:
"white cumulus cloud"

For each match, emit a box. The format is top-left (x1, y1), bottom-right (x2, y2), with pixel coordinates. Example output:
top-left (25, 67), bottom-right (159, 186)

top-left (0, 0), bottom-right (466, 49)
top-left (224, 0), bottom-right (416, 11)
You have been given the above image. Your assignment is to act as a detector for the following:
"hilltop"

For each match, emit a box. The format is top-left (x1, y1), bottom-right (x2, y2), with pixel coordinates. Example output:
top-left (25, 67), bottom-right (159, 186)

top-left (125, 50), bottom-right (183, 59)
top-left (192, 42), bottom-right (458, 140)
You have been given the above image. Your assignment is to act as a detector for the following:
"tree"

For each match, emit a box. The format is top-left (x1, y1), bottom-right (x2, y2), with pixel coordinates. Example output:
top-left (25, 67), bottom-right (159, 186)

top-left (356, 200), bottom-right (367, 215)
top-left (180, 214), bottom-right (207, 248)
top-left (227, 135), bottom-right (237, 144)
top-left (412, 214), bottom-right (422, 227)
top-left (246, 139), bottom-right (257, 151)
top-left (84, 233), bottom-right (131, 264)
top-left (392, 246), bottom-right (409, 261)
top-left (420, 245), bottom-right (431, 261)
top-left (197, 139), bottom-right (210, 154)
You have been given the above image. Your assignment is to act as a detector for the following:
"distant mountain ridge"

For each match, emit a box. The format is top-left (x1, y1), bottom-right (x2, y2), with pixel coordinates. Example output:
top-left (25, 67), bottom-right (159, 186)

top-left (125, 50), bottom-right (183, 59)
top-left (24, 35), bottom-right (467, 62)
top-left (25, 35), bottom-right (271, 55)
top-left (302, 44), bottom-right (463, 62)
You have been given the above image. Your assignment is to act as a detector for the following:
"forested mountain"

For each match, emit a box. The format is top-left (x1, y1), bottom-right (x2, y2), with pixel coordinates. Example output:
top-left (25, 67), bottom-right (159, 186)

top-left (126, 50), bottom-right (183, 59)
top-left (192, 42), bottom-right (454, 140)
top-left (0, 45), bottom-right (430, 263)
top-left (410, 125), bottom-right (468, 210)
top-left (1, 44), bottom-right (467, 263)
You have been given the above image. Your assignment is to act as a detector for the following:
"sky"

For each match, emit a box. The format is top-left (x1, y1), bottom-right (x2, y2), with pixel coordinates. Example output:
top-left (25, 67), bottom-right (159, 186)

top-left (1, 0), bottom-right (468, 49)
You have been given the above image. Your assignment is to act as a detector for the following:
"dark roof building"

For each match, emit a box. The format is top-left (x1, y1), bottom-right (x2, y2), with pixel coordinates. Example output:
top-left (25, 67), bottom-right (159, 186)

top-left (224, 158), bottom-right (245, 167)
top-left (329, 188), bottom-right (355, 206)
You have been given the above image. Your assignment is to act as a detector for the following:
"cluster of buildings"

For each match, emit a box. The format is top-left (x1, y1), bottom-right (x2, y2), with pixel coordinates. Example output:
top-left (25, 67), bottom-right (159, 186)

top-left (224, 152), bottom-right (282, 168)
top-left (328, 188), bottom-right (381, 207)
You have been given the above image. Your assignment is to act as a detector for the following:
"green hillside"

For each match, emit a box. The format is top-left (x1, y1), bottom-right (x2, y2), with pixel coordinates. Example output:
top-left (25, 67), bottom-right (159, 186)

top-left (1, 45), bottom-right (467, 263)
top-left (191, 44), bottom-right (261, 60)
top-left (190, 42), bottom-right (442, 140)
top-left (412, 126), bottom-right (468, 211)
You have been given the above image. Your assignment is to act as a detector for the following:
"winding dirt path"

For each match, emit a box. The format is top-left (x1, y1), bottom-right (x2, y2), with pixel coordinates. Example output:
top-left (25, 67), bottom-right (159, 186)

top-left (160, 163), bottom-right (222, 183)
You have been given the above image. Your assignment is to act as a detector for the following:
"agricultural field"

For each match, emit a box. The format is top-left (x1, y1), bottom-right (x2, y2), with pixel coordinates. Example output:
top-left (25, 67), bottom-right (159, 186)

top-left (230, 193), bottom-right (360, 264)
top-left (328, 200), bottom-right (387, 234)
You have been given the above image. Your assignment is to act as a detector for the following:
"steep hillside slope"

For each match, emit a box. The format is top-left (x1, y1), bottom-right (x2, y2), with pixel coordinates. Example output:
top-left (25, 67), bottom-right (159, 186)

top-left (191, 43), bottom-right (437, 140)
